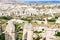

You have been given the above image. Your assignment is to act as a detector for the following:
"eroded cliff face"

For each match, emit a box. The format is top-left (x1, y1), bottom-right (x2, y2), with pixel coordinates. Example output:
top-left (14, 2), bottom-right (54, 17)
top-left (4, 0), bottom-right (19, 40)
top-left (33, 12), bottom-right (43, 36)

top-left (5, 20), bottom-right (16, 40)
top-left (0, 2), bottom-right (60, 17)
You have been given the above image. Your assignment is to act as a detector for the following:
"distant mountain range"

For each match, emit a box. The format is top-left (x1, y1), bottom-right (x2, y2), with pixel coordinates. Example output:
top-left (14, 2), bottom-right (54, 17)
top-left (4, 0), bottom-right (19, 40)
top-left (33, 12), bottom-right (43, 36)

top-left (23, 1), bottom-right (60, 4)
top-left (0, 0), bottom-right (60, 4)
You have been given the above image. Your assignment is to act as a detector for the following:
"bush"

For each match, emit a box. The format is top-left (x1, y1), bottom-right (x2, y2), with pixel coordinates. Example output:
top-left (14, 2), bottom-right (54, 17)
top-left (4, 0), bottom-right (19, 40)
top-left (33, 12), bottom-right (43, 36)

top-left (35, 35), bottom-right (40, 40)
top-left (19, 29), bottom-right (23, 31)
top-left (21, 18), bottom-right (32, 23)
top-left (34, 31), bottom-right (39, 33)
top-left (55, 32), bottom-right (60, 37)
top-left (34, 31), bottom-right (42, 34)
top-left (0, 16), bottom-right (13, 20)
top-left (55, 16), bottom-right (58, 19)
top-left (0, 33), bottom-right (5, 40)
top-left (47, 18), bottom-right (56, 22)
top-left (17, 33), bottom-right (23, 38)
top-left (36, 18), bottom-right (45, 21)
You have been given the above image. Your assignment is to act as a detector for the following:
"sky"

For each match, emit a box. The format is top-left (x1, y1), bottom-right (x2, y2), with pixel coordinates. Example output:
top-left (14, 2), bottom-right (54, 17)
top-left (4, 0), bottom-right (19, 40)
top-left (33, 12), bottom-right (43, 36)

top-left (16, 0), bottom-right (60, 1)
top-left (0, 0), bottom-right (60, 2)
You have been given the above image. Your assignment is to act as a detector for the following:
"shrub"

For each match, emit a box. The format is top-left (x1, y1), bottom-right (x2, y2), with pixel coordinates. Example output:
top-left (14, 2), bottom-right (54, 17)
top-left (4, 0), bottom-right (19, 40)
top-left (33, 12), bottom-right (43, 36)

top-left (0, 16), bottom-right (13, 20)
top-left (21, 18), bottom-right (32, 23)
top-left (55, 16), bottom-right (58, 19)
top-left (34, 31), bottom-right (42, 34)
top-left (36, 18), bottom-right (45, 21)
top-left (47, 18), bottom-right (56, 22)
top-left (55, 32), bottom-right (60, 37)
top-left (0, 33), bottom-right (5, 40)
top-left (17, 33), bottom-right (23, 38)
top-left (16, 33), bottom-right (22, 40)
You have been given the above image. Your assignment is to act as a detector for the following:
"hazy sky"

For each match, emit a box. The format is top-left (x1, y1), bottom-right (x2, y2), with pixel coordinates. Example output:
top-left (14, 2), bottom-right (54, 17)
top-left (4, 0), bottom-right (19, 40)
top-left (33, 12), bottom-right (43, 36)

top-left (0, 0), bottom-right (60, 2)
top-left (16, 0), bottom-right (60, 1)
